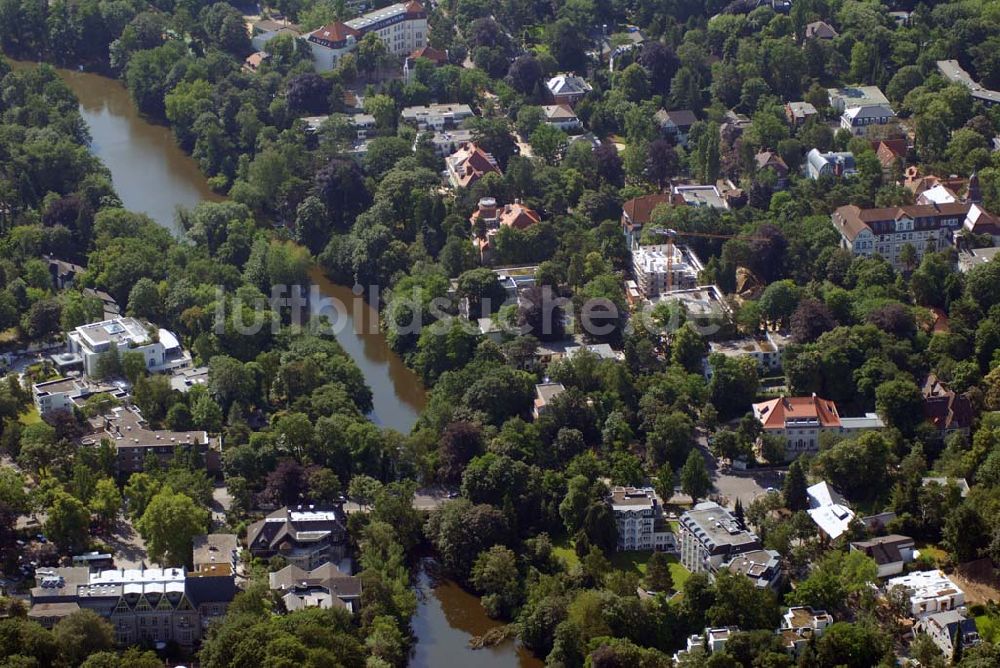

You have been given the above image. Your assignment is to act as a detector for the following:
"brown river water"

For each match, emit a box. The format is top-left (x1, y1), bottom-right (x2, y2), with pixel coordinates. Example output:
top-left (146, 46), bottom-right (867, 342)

top-left (7, 58), bottom-right (538, 666)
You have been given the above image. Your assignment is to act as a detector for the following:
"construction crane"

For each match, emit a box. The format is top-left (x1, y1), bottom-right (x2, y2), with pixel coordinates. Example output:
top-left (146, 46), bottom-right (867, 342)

top-left (644, 227), bottom-right (770, 292)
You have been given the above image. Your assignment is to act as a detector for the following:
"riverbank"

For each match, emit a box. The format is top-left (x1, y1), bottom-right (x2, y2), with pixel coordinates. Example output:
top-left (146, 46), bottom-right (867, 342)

top-left (412, 560), bottom-right (543, 668)
top-left (8, 58), bottom-right (427, 434)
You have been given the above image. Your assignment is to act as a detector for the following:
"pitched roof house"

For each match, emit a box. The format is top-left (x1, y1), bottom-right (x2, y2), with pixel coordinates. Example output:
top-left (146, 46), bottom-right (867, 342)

top-left (470, 198), bottom-right (542, 258)
top-left (785, 101), bottom-right (818, 126)
top-left (916, 611), bottom-right (981, 656)
top-left (445, 142), bottom-right (502, 188)
top-left (850, 534), bottom-right (915, 577)
top-left (921, 374), bottom-right (974, 439)
top-left (545, 75), bottom-right (592, 106)
top-left (872, 138), bottom-right (907, 169)
top-left (755, 151), bottom-right (789, 187)
top-left (269, 562), bottom-right (362, 613)
top-left (806, 481), bottom-right (856, 540)
top-left (247, 506), bottom-right (348, 569)
top-left (621, 193), bottom-right (672, 248)
top-left (655, 109), bottom-right (698, 146)
top-left (805, 20), bottom-right (838, 40)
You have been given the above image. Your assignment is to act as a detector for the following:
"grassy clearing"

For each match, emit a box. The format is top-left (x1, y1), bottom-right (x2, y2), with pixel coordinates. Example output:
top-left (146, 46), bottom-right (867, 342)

top-left (552, 538), bottom-right (691, 590)
top-left (18, 407), bottom-right (41, 426)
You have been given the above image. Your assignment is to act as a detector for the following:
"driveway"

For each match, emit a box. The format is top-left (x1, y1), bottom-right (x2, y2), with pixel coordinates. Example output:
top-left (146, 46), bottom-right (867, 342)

top-left (103, 518), bottom-right (148, 568)
top-left (668, 435), bottom-right (784, 509)
top-left (211, 483), bottom-right (232, 529)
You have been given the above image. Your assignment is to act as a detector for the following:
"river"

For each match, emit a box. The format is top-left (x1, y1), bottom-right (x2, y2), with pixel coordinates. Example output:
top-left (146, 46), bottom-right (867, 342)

top-left (5, 58), bottom-right (538, 665)
top-left (7, 59), bottom-right (426, 432)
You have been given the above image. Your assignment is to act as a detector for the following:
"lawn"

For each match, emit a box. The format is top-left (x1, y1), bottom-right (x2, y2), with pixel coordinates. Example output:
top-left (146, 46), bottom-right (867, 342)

top-left (552, 537), bottom-right (580, 569)
top-left (917, 545), bottom-right (949, 566)
top-left (975, 614), bottom-right (1000, 643)
top-left (18, 406), bottom-right (41, 426)
top-left (552, 538), bottom-right (691, 590)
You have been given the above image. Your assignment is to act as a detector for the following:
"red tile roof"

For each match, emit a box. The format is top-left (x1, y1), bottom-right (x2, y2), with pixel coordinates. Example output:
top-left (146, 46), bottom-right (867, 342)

top-left (409, 45), bottom-right (447, 64)
top-left (622, 193), bottom-right (671, 229)
top-left (448, 143), bottom-right (501, 188)
top-left (922, 375), bottom-right (974, 432)
top-left (311, 21), bottom-right (360, 45)
top-left (753, 396), bottom-right (842, 429)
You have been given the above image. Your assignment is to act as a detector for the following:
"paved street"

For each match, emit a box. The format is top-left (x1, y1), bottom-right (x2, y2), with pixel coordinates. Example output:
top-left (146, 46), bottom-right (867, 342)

top-left (344, 486), bottom-right (455, 514)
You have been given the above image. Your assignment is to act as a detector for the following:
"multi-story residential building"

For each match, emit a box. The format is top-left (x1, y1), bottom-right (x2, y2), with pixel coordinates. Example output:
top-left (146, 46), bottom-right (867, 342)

top-left (32, 377), bottom-right (85, 416)
top-left (672, 184), bottom-right (729, 209)
top-left (679, 502), bottom-right (762, 576)
top-left (607, 487), bottom-right (676, 553)
top-left (827, 85), bottom-right (889, 114)
top-left (469, 198), bottom-right (541, 260)
top-left (68, 317), bottom-right (186, 378)
top-left (916, 611), bottom-right (981, 656)
top-left (422, 128), bottom-right (475, 157)
top-left (850, 534), bottom-right (915, 578)
top-left (805, 149), bottom-right (856, 179)
top-left (840, 103), bottom-right (896, 136)
top-left (532, 383), bottom-right (565, 419)
top-left (193, 534), bottom-right (239, 573)
top-left (81, 406), bottom-right (220, 476)
top-left (654, 109), bottom-right (697, 147)
top-left (306, 2), bottom-right (428, 72)
top-left (541, 104), bottom-right (582, 131)
top-left (785, 101), bottom-right (818, 127)
top-left (937, 60), bottom-right (1000, 107)
top-left (247, 505), bottom-right (349, 569)
top-left (269, 562), bottom-right (362, 613)
top-left (400, 103), bottom-right (474, 131)
top-left (752, 395), bottom-right (884, 461)
top-left (29, 566), bottom-right (235, 646)
top-left (779, 607), bottom-right (833, 655)
top-left (545, 75), bottom-right (592, 106)
top-left (806, 481), bottom-right (856, 540)
top-left (631, 244), bottom-right (704, 297)
top-left (887, 570), bottom-right (966, 618)
top-left (445, 142), bottom-right (502, 188)
top-left (830, 202), bottom-right (985, 270)
top-left (922, 374), bottom-right (975, 441)
top-left (725, 549), bottom-right (783, 590)
top-left (621, 193), bottom-right (671, 248)
top-left (705, 331), bottom-right (790, 378)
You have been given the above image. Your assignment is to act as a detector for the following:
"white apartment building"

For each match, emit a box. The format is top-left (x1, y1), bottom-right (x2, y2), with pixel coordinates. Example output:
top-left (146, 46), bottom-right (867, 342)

top-left (827, 85), bottom-right (889, 114)
top-left (887, 570), bottom-right (966, 619)
top-left (32, 377), bottom-right (84, 416)
top-left (752, 395), bottom-right (884, 461)
top-left (705, 331), bottom-right (790, 378)
top-left (840, 104), bottom-right (896, 136)
top-left (679, 502), bottom-right (761, 574)
top-left (68, 317), bottom-right (184, 378)
top-left (306, 1), bottom-right (428, 72)
top-left (631, 244), bottom-right (704, 297)
top-left (831, 202), bottom-right (982, 271)
top-left (608, 487), bottom-right (676, 552)
top-left (400, 103), bottom-right (474, 131)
